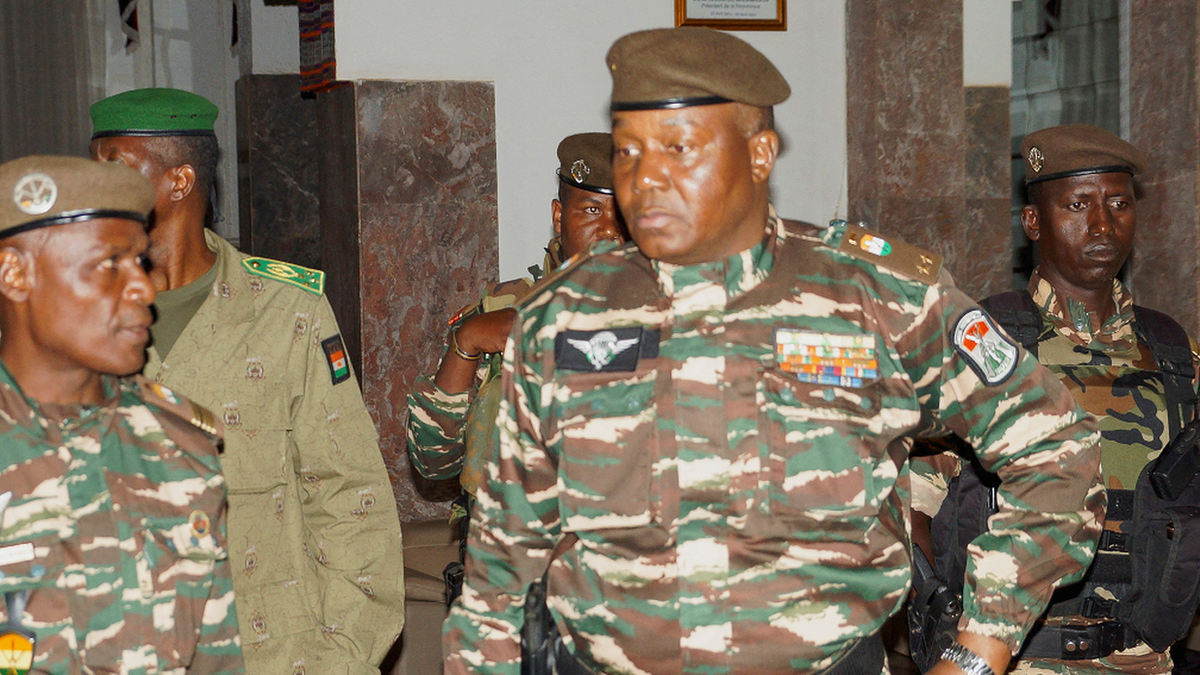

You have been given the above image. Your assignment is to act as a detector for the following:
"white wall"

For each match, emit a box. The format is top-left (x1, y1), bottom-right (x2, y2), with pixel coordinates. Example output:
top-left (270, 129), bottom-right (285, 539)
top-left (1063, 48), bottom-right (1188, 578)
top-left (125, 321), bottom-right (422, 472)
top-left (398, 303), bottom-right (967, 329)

top-left (963, 0), bottom-right (1013, 87)
top-left (337, 1), bottom-right (848, 280)
top-left (249, 1), bottom-right (299, 74)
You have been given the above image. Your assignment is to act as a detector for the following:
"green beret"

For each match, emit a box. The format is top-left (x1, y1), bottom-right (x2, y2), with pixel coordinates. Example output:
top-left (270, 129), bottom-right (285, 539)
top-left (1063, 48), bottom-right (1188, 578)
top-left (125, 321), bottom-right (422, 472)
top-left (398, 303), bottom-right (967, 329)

top-left (607, 27), bottom-right (790, 111)
top-left (90, 88), bottom-right (218, 139)
top-left (0, 156), bottom-right (154, 240)
top-left (557, 133), bottom-right (614, 195)
top-left (1021, 123), bottom-right (1147, 185)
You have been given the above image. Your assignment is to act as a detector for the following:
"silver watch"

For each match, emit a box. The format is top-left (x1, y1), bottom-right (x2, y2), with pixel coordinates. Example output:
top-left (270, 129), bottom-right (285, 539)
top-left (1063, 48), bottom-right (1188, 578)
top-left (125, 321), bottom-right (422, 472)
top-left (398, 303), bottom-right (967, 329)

top-left (941, 642), bottom-right (996, 675)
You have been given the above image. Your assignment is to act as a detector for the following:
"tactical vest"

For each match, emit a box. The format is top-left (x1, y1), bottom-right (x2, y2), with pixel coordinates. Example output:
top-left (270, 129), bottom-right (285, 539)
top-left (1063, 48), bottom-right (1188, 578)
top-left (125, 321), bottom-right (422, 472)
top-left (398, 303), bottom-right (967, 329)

top-left (910, 291), bottom-right (1200, 665)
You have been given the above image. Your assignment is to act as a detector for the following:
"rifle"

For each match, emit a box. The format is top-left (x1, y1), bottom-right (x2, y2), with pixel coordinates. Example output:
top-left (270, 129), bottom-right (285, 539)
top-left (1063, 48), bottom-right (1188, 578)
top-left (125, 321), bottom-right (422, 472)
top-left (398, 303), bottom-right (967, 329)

top-left (906, 543), bottom-right (962, 672)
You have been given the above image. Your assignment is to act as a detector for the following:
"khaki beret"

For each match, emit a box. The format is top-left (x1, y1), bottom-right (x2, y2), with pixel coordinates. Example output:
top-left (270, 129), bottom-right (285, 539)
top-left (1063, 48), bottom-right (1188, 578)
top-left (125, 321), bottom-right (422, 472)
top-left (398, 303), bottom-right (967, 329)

top-left (607, 27), bottom-right (790, 111)
top-left (1021, 123), bottom-right (1147, 185)
top-left (91, 87), bottom-right (218, 139)
top-left (557, 133), bottom-right (614, 195)
top-left (0, 156), bottom-right (154, 240)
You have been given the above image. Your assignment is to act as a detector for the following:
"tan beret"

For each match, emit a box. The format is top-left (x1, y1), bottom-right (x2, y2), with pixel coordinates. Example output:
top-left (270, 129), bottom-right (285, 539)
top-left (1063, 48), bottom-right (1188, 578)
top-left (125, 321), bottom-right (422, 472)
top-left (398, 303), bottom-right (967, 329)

top-left (0, 156), bottom-right (154, 239)
top-left (1021, 123), bottom-right (1147, 185)
top-left (557, 133), bottom-right (614, 195)
top-left (607, 27), bottom-right (790, 111)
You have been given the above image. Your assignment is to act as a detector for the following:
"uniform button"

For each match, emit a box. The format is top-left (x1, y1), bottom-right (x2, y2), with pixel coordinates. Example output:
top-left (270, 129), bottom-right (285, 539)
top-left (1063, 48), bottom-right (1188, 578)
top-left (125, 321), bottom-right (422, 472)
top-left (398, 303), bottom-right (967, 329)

top-left (1074, 321), bottom-right (1086, 331)
top-left (860, 398), bottom-right (872, 410)
top-left (592, 401), bottom-right (603, 411)
top-left (29, 565), bottom-right (44, 579)
top-left (822, 389), bottom-right (835, 402)
top-left (782, 389), bottom-right (795, 402)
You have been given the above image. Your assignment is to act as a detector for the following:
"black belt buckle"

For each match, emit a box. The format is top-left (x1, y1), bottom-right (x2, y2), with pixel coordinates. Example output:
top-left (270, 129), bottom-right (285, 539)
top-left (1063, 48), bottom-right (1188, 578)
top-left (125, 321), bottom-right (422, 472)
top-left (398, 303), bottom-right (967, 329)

top-left (1081, 596), bottom-right (1117, 619)
top-left (1059, 625), bottom-right (1100, 659)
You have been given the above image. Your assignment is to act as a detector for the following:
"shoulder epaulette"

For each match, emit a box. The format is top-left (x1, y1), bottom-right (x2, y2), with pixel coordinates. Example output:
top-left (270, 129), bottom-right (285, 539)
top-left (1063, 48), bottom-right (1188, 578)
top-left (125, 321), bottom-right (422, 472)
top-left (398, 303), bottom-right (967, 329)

top-left (242, 257), bottom-right (325, 295)
top-left (482, 278), bottom-right (535, 313)
top-left (836, 222), bottom-right (943, 285)
top-left (137, 378), bottom-right (224, 440)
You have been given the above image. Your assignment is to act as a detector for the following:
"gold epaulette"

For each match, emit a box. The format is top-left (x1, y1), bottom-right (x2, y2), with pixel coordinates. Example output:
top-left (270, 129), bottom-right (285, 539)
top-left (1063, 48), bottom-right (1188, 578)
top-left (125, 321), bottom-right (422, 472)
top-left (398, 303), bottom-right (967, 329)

top-left (137, 378), bottom-right (224, 440)
top-left (242, 257), bottom-right (325, 295)
top-left (837, 223), bottom-right (943, 285)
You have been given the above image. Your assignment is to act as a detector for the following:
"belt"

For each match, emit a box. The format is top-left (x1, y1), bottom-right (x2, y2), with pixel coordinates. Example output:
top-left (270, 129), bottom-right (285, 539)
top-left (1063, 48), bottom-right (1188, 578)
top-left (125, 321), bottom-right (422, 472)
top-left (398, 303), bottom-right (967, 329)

top-left (553, 630), bottom-right (885, 675)
top-left (1020, 621), bottom-right (1139, 661)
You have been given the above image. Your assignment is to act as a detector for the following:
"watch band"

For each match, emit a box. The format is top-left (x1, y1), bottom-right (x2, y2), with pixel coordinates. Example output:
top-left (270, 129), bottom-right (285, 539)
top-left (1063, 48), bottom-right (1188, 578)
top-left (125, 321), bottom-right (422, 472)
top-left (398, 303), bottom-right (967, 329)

top-left (941, 642), bottom-right (996, 675)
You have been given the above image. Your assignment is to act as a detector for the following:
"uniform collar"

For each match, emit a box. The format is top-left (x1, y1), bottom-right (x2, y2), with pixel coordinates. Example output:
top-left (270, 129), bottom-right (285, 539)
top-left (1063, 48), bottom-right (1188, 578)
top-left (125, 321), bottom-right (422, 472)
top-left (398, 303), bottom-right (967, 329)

top-left (0, 360), bottom-right (122, 434)
top-left (651, 205), bottom-right (777, 302)
top-left (1029, 270), bottom-right (1136, 351)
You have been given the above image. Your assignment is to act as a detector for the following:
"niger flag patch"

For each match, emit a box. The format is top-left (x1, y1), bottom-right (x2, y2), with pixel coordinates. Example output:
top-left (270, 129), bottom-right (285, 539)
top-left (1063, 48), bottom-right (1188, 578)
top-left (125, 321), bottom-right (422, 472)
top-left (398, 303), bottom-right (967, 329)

top-left (321, 334), bottom-right (351, 385)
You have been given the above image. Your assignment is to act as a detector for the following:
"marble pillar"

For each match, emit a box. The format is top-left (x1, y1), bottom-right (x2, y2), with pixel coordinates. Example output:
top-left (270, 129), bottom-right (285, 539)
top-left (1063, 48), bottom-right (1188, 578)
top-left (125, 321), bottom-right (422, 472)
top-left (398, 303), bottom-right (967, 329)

top-left (1128, 1), bottom-right (1200, 334)
top-left (846, 0), bottom-right (1011, 301)
top-left (235, 75), bottom-right (322, 269)
top-left (317, 81), bottom-right (498, 521)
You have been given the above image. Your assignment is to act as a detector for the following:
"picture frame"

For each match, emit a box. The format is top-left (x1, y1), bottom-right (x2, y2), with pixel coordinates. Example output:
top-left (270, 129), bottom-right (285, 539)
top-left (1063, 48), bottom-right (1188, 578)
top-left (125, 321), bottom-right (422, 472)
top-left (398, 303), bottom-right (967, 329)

top-left (675, 0), bottom-right (786, 31)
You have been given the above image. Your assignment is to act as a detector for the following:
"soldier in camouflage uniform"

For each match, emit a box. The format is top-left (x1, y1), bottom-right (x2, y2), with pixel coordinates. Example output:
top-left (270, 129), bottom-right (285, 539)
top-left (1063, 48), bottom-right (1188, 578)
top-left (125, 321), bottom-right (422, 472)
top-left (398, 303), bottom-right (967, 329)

top-left (912, 125), bottom-right (1200, 675)
top-left (406, 132), bottom-right (625, 496)
top-left (0, 155), bottom-right (243, 674)
top-left (89, 88), bottom-right (404, 675)
top-left (444, 28), bottom-right (1105, 675)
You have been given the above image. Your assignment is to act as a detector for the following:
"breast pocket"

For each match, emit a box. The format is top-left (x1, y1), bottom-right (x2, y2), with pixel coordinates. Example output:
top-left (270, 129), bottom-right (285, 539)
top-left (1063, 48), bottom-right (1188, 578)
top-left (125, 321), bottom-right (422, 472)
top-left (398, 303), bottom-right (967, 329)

top-left (556, 368), bottom-right (658, 532)
top-left (757, 369), bottom-right (892, 521)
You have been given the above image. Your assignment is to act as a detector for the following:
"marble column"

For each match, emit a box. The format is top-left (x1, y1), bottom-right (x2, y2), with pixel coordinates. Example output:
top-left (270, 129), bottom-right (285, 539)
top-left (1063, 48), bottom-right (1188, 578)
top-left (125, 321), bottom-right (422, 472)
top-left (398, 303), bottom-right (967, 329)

top-left (1128, 0), bottom-right (1200, 334)
top-left (317, 80), bottom-right (498, 521)
top-left (846, 0), bottom-right (1011, 301)
top-left (235, 75), bottom-right (322, 269)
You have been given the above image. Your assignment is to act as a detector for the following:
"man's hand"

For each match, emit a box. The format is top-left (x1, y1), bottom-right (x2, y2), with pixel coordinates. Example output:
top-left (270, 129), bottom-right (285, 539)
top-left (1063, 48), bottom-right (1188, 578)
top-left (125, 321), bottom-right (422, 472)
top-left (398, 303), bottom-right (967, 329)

top-left (433, 308), bottom-right (518, 395)
top-left (927, 632), bottom-right (1011, 675)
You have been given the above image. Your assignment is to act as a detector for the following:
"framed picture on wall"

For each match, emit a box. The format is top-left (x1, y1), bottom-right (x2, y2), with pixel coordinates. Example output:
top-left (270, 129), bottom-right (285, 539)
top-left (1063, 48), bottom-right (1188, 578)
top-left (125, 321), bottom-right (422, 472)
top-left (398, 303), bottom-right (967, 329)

top-left (675, 0), bottom-right (786, 31)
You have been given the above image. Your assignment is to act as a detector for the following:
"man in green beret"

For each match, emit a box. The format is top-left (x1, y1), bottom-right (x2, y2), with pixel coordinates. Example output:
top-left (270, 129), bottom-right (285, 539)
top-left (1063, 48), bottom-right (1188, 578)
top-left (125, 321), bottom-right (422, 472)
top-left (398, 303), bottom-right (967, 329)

top-left (911, 123), bottom-right (1200, 675)
top-left (89, 88), bottom-right (405, 675)
top-left (445, 27), bottom-right (1105, 675)
top-left (406, 131), bottom-right (625, 498)
top-left (0, 155), bottom-right (243, 674)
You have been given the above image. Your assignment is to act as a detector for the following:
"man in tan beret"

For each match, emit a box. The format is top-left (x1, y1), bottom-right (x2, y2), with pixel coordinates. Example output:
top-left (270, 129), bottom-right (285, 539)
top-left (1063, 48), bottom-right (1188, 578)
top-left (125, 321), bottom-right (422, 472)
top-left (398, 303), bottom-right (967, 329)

top-left (405, 132), bottom-right (626, 599)
top-left (911, 123), bottom-right (1200, 675)
top-left (446, 28), bottom-right (1104, 675)
top-left (0, 156), bottom-right (243, 673)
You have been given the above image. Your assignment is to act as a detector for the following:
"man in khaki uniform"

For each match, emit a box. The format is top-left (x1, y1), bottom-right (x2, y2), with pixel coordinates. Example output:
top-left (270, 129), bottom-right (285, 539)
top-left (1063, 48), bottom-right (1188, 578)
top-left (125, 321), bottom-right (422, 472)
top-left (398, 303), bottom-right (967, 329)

top-left (89, 88), bottom-right (405, 675)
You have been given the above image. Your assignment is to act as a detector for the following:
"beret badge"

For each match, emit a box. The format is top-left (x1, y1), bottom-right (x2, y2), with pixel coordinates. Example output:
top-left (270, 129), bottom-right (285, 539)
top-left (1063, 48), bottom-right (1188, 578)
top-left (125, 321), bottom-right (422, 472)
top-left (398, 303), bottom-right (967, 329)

top-left (1027, 147), bottom-right (1044, 174)
top-left (13, 173), bottom-right (57, 215)
top-left (570, 159), bottom-right (591, 184)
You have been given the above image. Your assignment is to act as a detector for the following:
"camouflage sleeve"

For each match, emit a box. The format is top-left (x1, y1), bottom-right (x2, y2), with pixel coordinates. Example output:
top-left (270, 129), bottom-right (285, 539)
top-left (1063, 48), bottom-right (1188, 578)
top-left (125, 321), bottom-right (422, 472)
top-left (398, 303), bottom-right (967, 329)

top-left (405, 347), bottom-right (472, 480)
top-left (444, 306), bottom-right (557, 675)
top-left (909, 443), bottom-right (964, 517)
top-left (901, 271), bottom-right (1104, 653)
top-left (292, 296), bottom-right (406, 672)
top-left (190, 501), bottom-right (246, 674)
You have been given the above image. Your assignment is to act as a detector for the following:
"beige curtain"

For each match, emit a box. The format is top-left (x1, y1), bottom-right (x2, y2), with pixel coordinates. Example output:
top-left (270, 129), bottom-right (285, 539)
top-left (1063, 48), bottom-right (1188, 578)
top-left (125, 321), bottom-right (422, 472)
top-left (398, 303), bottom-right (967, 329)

top-left (0, 0), bottom-right (107, 160)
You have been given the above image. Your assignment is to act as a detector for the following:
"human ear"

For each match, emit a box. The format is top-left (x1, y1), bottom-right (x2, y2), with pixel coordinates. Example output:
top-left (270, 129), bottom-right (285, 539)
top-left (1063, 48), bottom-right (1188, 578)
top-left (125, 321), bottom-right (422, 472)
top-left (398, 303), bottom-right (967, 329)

top-left (1020, 205), bottom-right (1040, 241)
top-left (0, 247), bottom-right (33, 303)
top-left (551, 199), bottom-right (563, 235)
top-left (748, 130), bottom-right (779, 184)
top-left (168, 164), bottom-right (197, 202)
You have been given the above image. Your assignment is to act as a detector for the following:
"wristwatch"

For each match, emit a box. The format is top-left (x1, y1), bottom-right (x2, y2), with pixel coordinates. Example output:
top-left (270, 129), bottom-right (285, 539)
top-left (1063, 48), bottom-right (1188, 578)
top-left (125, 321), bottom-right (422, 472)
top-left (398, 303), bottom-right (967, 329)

top-left (941, 642), bottom-right (996, 675)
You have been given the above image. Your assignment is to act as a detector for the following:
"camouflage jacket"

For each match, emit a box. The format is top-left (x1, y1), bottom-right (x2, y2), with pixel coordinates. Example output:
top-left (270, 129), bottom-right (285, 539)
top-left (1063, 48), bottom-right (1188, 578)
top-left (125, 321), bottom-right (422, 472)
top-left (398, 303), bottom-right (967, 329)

top-left (406, 277), bottom-right (534, 495)
top-left (144, 231), bottom-right (404, 675)
top-left (444, 214), bottom-right (1105, 675)
top-left (0, 364), bottom-right (243, 675)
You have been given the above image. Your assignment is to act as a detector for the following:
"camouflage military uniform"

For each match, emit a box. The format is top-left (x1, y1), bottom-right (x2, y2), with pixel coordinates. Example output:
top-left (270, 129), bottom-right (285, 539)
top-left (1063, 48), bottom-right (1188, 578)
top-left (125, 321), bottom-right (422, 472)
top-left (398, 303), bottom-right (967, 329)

top-left (910, 272), bottom-right (1198, 675)
top-left (144, 230), bottom-right (404, 675)
top-left (406, 277), bottom-right (533, 495)
top-left (444, 213), bottom-right (1105, 675)
top-left (0, 363), bottom-right (243, 675)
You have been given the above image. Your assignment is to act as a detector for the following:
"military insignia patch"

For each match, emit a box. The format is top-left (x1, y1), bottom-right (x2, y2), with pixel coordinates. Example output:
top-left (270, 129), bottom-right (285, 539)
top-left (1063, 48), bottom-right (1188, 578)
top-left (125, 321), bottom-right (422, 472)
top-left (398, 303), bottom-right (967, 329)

top-left (189, 509), bottom-right (211, 538)
top-left (838, 224), bottom-right (943, 285)
top-left (1027, 146), bottom-right (1044, 173)
top-left (321, 335), bottom-right (351, 385)
top-left (570, 159), bottom-right (590, 184)
top-left (857, 233), bottom-right (891, 257)
top-left (953, 309), bottom-right (1019, 385)
top-left (555, 327), bottom-right (660, 372)
top-left (775, 329), bottom-right (878, 387)
top-left (12, 173), bottom-right (56, 216)
top-left (0, 630), bottom-right (34, 675)
top-left (242, 257), bottom-right (325, 295)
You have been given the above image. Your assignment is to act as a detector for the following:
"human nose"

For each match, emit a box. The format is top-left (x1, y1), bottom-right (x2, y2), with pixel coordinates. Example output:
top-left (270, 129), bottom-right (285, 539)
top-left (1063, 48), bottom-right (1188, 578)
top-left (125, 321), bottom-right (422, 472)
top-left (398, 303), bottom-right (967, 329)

top-left (1090, 204), bottom-right (1115, 235)
top-left (126, 266), bottom-right (156, 306)
top-left (629, 151), bottom-right (668, 193)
